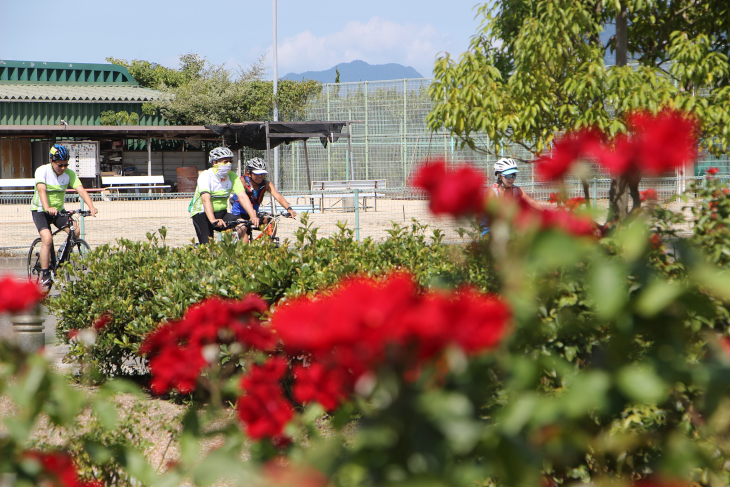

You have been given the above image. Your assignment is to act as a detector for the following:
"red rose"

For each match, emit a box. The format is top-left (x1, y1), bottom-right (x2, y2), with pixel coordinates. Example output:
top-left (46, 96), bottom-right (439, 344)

top-left (412, 159), bottom-right (486, 217)
top-left (0, 275), bottom-right (43, 313)
top-left (536, 129), bottom-right (603, 181)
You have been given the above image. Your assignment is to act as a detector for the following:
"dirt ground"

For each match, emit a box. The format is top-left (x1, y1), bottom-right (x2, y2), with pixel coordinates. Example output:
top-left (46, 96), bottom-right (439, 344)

top-left (0, 195), bottom-right (697, 254)
top-left (0, 196), bottom-right (475, 253)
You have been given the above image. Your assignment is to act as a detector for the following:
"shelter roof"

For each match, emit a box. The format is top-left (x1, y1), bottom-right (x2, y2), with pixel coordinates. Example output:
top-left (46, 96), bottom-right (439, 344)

top-left (0, 121), bottom-right (357, 148)
top-left (206, 121), bottom-right (350, 150)
top-left (0, 84), bottom-right (167, 102)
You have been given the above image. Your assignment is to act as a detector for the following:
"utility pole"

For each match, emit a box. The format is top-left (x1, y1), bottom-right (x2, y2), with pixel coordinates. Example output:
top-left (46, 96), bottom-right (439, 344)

top-left (273, 0), bottom-right (279, 188)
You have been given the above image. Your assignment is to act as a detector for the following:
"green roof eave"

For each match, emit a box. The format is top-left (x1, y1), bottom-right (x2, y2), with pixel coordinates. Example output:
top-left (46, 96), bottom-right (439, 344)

top-left (0, 84), bottom-right (169, 102)
top-left (0, 60), bottom-right (139, 86)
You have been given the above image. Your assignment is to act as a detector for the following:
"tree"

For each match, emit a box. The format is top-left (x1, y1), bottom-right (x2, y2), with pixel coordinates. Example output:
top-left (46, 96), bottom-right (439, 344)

top-left (428, 0), bottom-right (730, 221)
top-left (106, 56), bottom-right (191, 89)
top-left (108, 54), bottom-right (322, 125)
top-left (99, 110), bottom-right (139, 126)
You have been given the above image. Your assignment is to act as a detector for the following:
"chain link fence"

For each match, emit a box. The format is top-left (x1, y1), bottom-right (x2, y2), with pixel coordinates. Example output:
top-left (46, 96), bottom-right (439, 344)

top-left (233, 78), bottom-right (730, 193)
top-left (3, 78), bottom-right (727, 254)
top-left (0, 175), bottom-right (722, 255)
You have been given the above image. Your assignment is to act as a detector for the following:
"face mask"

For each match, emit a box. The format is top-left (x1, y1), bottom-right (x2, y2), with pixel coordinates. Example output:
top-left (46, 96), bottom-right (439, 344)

top-left (214, 163), bottom-right (232, 179)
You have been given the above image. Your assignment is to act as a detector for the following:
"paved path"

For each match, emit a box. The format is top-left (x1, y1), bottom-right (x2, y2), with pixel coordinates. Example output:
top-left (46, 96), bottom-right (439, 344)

top-left (0, 257), bottom-right (71, 371)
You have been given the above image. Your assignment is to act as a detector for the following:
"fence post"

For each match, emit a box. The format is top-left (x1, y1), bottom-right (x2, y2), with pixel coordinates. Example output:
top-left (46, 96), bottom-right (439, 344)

top-left (365, 81), bottom-right (369, 180)
top-left (403, 79), bottom-right (407, 186)
top-left (327, 84), bottom-right (331, 180)
top-left (354, 188), bottom-right (360, 242)
top-left (79, 197), bottom-right (86, 240)
top-left (592, 178), bottom-right (598, 209)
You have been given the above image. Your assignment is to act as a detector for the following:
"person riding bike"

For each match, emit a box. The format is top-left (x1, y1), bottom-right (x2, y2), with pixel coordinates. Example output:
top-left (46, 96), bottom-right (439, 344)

top-left (480, 158), bottom-right (543, 235)
top-left (229, 157), bottom-right (297, 243)
top-left (189, 147), bottom-right (259, 244)
top-left (31, 144), bottom-right (98, 289)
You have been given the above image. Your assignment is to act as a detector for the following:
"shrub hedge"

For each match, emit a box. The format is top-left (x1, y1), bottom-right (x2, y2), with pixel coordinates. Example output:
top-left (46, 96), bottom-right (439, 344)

top-left (50, 215), bottom-right (489, 376)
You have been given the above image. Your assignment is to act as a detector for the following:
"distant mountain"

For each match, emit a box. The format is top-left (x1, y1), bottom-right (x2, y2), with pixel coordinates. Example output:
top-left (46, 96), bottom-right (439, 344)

top-left (282, 60), bottom-right (423, 83)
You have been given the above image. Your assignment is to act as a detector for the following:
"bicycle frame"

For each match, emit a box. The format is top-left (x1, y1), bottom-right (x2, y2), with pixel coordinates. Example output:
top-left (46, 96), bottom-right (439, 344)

top-left (224, 211), bottom-right (290, 245)
top-left (48, 214), bottom-right (82, 268)
top-left (27, 210), bottom-right (92, 288)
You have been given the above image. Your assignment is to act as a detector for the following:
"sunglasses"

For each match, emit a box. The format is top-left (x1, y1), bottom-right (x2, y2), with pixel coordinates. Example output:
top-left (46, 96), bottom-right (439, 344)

top-left (501, 173), bottom-right (517, 179)
top-left (55, 162), bottom-right (69, 168)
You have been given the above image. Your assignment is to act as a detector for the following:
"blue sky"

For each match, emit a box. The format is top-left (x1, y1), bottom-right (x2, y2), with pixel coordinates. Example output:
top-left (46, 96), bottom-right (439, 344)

top-left (0, 0), bottom-right (483, 79)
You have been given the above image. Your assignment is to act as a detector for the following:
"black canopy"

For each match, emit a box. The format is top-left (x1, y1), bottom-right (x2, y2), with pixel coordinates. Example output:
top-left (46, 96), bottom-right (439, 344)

top-left (205, 121), bottom-right (347, 151)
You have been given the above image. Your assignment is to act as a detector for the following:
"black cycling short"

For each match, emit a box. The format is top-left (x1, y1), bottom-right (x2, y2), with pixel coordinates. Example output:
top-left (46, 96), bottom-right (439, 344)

top-left (192, 210), bottom-right (240, 244)
top-left (32, 210), bottom-right (70, 233)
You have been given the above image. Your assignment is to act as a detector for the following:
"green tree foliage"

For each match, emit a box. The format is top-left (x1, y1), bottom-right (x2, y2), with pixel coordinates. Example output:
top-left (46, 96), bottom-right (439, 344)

top-left (107, 53), bottom-right (322, 125)
top-left (428, 0), bottom-right (730, 156)
top-left (106, 56), bottom-right (192, 89)
top-left (99, 110), bottom-right (139, 126)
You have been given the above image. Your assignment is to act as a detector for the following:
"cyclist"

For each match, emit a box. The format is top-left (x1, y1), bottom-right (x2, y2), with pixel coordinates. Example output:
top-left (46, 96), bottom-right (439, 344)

top-left (480, 158), bottom-right (543, 235)
top-left (31, 144), bottom-right (98, 289)
top-left (189, 147), bottom-right (259, 244)
top-left (229, 157), bottom-right (297, 243)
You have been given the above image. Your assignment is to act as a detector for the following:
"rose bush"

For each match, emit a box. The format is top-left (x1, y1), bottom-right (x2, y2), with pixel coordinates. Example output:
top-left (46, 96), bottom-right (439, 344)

top-left (3, 110), bottom-right (730, 486)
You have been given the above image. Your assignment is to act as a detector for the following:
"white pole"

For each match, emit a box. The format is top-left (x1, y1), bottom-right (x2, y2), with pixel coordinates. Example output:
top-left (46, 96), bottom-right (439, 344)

top-left (147, 137), bottom-right (152, 195)
top-left (273, 0), bottom-right (279, 188)
top-left (147, 137), bottom-right (152, 176)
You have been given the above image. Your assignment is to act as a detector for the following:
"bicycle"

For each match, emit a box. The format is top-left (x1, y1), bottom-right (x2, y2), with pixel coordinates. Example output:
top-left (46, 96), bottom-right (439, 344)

top-left (27, 210), bottom-right (92, 290)
top-left (227, 211), bottom-right (293, 246)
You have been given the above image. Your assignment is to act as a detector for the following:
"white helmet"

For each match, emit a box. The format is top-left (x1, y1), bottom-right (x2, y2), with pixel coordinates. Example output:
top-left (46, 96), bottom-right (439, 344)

top-left (246, 157), bottom-right (268, 175)
top-left (494, 158), bottom-right (519, 176)
top-left (209, 147), bottom-right (234, 164)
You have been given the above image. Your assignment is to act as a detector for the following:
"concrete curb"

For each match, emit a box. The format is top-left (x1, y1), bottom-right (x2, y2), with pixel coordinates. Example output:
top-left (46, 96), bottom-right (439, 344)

top-left (0, 256), bottom-right (26, 273)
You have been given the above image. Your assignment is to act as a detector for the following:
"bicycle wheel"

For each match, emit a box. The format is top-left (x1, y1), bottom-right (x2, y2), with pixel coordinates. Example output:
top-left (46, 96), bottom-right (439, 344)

top-left (61, 239), bottom-right (91, 285)
top-left (27, 238), bottom-right (43, 284)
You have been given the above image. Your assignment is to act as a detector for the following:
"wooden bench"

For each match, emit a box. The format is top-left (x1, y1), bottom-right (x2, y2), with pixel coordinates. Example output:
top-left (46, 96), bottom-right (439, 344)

top-left (306, 179), bottom-right (387, 212)
top-left (101, 175), bottom-right (170, 195)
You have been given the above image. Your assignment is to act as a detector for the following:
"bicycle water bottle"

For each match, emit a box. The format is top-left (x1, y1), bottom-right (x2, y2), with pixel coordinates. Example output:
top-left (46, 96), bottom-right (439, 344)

top-left (58, 242), bottom-right (66, 257)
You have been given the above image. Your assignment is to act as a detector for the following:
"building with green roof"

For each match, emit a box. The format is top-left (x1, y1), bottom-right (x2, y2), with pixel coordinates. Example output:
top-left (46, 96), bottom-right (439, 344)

top-left (0, 60), bottom-right (212, 182)
top-left (0, 60), bottom-right (167, 126)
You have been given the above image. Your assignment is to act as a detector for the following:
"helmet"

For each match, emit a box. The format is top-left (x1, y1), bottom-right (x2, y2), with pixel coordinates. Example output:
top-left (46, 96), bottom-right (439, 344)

top-left (49, 144), bottom-right (70, 162)
top-left (209, 147), bottom-right (234, 164)
top-left (494, 158), bottom-right (519, 176)
top-left (246, 157), bottom-right (268, 175)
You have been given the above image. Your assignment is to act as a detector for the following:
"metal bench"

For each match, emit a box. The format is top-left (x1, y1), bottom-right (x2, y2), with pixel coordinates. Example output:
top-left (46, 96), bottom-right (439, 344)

top-left (306, 179), bottom-right (387, 212)
top-left (101, 176), bottom-right (170, 199)
top-left (101, 175), bottom-right (170, 192)
top-left (0, 178), bottom-right (36, 193)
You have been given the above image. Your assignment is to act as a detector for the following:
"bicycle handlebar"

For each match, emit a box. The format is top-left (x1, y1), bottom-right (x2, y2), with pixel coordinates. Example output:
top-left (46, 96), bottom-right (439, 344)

top-left (220, 211), bottom-right (292, 230)
top-left (256, 211), bottom-right (292, 219)
top-left (221, 219), bottom-right (253, 230)
top-left (58, 210), bottom-right (92, 217)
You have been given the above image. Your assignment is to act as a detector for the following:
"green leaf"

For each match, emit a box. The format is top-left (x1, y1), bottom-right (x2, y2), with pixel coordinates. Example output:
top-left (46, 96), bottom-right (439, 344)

top-left (91, 398), bottom-right (119, 430)
top-left (501, 393), bottom-right (539, 435)
top-left (563, 370), bottom-right (611, 417)
top-left (691, 265), bottom-right (730, 301)
top-left (588, 258), bottom-right (628, 320)
top-left (123, 447), bottom-right (158, 485)
top-left (529, 231), bottom-right (587, 270)
top-left (617, 363), bottom-right (669, 403)
top-left (616, 220), bottom-right (648, 262)
top-left (635, 280), bottom-right (685, 317)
